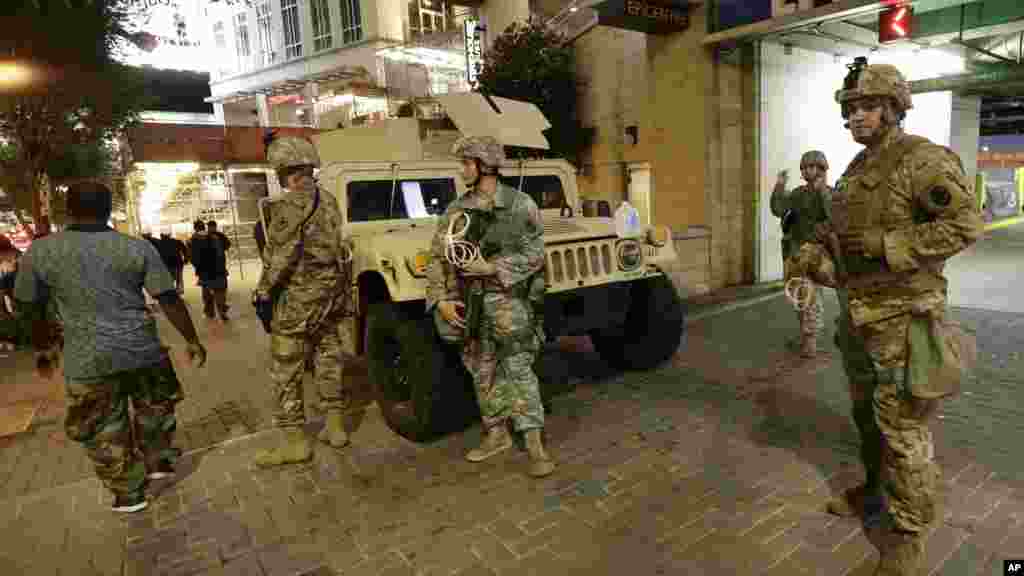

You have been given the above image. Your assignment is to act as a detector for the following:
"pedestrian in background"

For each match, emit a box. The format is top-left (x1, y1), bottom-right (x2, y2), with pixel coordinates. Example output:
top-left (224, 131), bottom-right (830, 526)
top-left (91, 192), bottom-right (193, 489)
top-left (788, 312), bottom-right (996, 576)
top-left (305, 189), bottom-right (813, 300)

top-left (772, 150), bottom-right (832, 358)
top-left (13, 181), bottom-right (208, 513)
top-left (157, 228), bottom-right (189, 295)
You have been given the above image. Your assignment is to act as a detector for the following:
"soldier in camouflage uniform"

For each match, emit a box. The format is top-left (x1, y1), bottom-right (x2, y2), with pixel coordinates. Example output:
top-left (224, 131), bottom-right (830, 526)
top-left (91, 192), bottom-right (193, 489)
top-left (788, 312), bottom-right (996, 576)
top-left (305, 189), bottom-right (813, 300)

top-left (426, 135), bottom-right (554, 478)
top-left (790, 60), bottom-right (983, 575)
top-left (252, 135), bottom-right (353, 467)
top-left (772, 150), bottom-right (832, 357)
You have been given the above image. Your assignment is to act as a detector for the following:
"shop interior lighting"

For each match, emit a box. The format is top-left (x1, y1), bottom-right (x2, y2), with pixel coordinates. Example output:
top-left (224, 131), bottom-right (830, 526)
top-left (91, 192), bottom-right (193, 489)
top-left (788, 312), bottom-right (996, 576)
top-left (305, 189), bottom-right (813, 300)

top-left (378, 47), bottom-right (466, 70)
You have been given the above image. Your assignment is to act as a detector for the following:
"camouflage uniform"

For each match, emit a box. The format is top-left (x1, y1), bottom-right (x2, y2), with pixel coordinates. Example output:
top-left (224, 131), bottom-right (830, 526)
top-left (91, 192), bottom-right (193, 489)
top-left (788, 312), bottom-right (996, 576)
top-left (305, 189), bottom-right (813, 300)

top-left (427, 182), bottom-right (546, 432)
top-left (257, 137), bottom-right (351, 439)
top-left (792, 62), bottom-right (983, 574)
top-left (772, 151), bottom-right (831, 356)
top-left (64, 352), bottom-right (184, 497)
top-left (427, 135), bottom-right (552, 476)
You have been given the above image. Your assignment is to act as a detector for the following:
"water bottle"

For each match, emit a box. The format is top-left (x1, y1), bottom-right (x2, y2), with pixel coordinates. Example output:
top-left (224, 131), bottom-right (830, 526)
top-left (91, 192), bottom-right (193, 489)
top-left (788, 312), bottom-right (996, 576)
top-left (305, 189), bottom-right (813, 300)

top-left (614, 201), bottom-right (642, 238)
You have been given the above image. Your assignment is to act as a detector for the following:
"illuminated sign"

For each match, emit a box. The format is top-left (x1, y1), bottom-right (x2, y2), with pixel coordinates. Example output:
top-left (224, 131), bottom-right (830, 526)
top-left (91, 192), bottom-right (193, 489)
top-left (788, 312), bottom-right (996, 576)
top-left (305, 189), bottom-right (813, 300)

top-left (878, 5), bottom-right (913, 44)
top-left (464, 20), bottom-right (483, 88)
top-left (593, 0), bottom-right (692, 35)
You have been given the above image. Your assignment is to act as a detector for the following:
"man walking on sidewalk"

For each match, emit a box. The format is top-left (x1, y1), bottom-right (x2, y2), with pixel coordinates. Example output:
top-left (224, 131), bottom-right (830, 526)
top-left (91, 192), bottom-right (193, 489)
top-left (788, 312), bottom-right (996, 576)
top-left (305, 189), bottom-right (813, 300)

top-left (773, 150), bottom-right (831, 358)
top-left (14, 181), bottom-right (208, 513)
top-left (790, 60), bottom-right (983, 575)
top-left (189, 220), bottom-right (230, 321)
top-left (157, 228), bottom-right (189, 295)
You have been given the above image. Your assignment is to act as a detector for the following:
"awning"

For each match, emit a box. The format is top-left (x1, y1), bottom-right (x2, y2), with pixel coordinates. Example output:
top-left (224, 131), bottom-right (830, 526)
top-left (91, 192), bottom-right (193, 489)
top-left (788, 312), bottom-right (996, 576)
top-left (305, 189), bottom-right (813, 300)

top-left (205, 67), bottom-right (371, 105)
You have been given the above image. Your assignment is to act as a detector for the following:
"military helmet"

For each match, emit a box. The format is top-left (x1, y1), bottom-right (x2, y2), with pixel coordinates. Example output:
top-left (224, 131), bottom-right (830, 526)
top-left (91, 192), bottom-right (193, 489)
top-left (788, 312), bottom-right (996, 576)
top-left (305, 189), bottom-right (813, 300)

top-left (266, 135), bottom-right (321, 171)
top-left (800, 150), bottom-right (828, 171)
top-left (451, 135), bottom-right (505, 169)
top-left (835, 60), bottom-right (912, 114)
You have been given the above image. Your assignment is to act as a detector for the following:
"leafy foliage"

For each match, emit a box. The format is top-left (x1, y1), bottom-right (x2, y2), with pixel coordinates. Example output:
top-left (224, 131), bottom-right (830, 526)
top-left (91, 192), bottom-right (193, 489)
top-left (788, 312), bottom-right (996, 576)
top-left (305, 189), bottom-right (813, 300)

top-left (0, 0), bottom-right (150, 233)
top-left (475, 19), bottom-right (593, 165)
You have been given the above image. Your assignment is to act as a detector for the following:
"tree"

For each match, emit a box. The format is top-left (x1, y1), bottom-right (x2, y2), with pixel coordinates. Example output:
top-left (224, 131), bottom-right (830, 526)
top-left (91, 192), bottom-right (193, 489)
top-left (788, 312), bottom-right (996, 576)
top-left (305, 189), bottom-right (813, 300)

top-left (0, 0), bottom-right (150, 236)
top-left (475, 19), bottom-right (593, 166)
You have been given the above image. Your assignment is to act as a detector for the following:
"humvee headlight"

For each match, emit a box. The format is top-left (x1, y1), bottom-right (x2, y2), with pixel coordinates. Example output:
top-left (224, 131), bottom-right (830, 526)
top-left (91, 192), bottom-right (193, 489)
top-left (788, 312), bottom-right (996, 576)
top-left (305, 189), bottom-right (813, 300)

top-left (406, 251), bottom-right (432, 277)
top-left (616, 239), bottom-right (642, 272)
top-left (647, 226), bottom-right (669, 247)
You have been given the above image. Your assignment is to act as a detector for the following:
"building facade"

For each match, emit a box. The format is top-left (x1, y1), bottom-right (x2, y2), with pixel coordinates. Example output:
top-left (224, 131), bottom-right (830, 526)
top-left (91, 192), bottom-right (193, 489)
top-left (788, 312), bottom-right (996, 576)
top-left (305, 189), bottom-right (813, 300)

top-left (198, 0), bottom-right (530, 130)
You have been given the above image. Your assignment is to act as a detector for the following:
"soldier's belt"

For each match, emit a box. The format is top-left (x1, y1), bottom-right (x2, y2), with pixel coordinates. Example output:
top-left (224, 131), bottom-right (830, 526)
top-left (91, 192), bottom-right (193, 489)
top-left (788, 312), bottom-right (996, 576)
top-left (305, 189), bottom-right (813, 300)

top-left (841, 252), bottom-right (889, 276)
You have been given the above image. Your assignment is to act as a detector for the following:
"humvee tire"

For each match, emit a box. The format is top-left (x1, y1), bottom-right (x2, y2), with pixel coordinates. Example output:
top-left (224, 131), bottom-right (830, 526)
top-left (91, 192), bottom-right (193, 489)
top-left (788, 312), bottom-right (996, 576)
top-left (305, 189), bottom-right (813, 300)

top-left (366, 302), bottom-right (479, 442)
top-left (589, 275), bottom-right (685, 371)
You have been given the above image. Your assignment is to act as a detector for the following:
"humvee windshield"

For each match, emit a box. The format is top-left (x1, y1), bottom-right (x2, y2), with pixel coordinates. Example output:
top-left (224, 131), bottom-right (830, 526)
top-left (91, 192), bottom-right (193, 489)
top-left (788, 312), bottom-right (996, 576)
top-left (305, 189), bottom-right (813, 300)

top-left (346, 177), bottom-right (457, 221)
top-left (498, 175), bottom-right (567, 210)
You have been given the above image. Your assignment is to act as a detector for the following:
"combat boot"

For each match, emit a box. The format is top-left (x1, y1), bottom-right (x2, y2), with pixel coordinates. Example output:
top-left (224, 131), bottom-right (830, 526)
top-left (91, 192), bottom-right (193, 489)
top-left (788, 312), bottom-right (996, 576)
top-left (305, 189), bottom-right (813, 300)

top-left (875, 530), bottom-right (923, 576)
top-left (254, 428), bottom-right (313, 467)
top-left (524, 429), bottom-right (555, 478)
top-left (317, 410), bottom-right (350, 448)
top-left (800, 334), bottom-right (818, 358)
top-left (466, 425), bottom-right (513, 462)
top-left (827, 484), bottom-right (882, 517)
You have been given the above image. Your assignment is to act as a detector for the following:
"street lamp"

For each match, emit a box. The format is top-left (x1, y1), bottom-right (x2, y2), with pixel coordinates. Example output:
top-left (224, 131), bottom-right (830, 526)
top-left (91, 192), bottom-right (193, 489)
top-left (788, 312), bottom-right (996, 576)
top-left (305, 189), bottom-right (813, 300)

top-left (0, 62), bottom-right (32, 89)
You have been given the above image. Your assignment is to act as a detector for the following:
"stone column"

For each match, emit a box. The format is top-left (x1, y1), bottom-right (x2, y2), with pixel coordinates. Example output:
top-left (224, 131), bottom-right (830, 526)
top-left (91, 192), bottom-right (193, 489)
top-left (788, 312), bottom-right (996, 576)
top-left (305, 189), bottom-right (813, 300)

top-left (256, 94), bottom-right (271, 127)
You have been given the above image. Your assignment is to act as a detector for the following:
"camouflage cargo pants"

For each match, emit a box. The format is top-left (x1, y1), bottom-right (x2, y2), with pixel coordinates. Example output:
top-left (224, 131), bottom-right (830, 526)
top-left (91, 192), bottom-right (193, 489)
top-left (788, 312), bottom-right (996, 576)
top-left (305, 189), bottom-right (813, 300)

top-left (64, 353), bottom-right (184, 498)
top-left (797, 283), bottom-right (825, 339)
top-left (434, 292), bottom-right (544, 432)
top-left (270, 315), bottom-right (348, 429)
top-left (836, 291), bottom-right (939, 534)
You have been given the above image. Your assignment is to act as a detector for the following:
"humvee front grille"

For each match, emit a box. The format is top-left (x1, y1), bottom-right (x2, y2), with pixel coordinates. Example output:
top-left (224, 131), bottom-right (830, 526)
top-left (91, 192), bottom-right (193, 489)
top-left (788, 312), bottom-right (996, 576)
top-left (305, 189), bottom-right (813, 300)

top-left (546, 241), bottom-right (616, 285)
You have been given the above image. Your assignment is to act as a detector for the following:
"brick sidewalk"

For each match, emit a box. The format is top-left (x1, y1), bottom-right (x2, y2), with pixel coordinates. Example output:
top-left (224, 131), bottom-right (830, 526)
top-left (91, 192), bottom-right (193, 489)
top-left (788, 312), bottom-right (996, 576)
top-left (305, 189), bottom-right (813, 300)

top-left (3, 284), bottom-right (1024, 574)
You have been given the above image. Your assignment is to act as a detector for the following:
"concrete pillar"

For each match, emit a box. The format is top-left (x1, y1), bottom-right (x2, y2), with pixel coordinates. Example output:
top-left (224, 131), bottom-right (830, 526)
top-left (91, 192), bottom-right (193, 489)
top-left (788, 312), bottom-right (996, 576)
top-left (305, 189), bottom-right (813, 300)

top-left (257, 94), bottom-right (271, 127)
top-left (951, 95), bottom-right (981, 191)
top-left (304, 83), bottom-right (319, 127)
top-left (480, 0), bottom-right (530, 49)
top-left (213, 102), bottom-right (226, 125)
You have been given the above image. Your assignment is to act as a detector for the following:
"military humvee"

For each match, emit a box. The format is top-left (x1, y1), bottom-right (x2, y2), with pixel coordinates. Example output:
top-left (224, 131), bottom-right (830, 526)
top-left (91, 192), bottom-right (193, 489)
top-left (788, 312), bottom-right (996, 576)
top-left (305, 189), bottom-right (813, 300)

top-left (312, 93), bottom-right (685, 442)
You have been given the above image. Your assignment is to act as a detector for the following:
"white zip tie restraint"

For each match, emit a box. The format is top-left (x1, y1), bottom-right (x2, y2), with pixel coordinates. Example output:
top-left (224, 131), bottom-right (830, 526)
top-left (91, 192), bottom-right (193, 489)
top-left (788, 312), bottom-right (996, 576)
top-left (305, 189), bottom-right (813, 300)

top-left (784, 277), bottom-right (815, 311)
top-left (444, 211), bottom-right (481, 268)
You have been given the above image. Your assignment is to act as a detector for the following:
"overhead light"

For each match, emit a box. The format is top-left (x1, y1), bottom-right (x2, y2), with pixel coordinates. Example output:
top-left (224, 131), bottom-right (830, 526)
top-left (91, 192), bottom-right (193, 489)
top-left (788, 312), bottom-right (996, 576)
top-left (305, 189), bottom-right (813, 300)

top-left (570, 5), bottom-right (578, 13)
top-left (982, 146), bottom-right (990, 152)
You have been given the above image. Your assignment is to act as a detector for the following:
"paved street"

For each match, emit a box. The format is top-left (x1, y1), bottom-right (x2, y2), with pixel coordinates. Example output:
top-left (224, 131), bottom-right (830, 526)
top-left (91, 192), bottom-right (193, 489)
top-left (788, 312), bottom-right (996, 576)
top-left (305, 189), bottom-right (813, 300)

top-left (2, 227), bottom-right (1024, 575)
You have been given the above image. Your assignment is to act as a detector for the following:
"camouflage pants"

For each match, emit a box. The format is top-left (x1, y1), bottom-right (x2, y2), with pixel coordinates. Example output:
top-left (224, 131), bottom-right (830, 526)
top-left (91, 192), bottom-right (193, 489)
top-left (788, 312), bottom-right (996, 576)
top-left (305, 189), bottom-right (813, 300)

top-left (797, 283), bottom-right (825, 339)
top-left (269, 317), bottom-right (348, 429)
top-left (434, 293), bottom-right (544, 432)
top-left (836, 291), bottom-right (939, 534)
top-left (64, 354), bottom-right (184, 498)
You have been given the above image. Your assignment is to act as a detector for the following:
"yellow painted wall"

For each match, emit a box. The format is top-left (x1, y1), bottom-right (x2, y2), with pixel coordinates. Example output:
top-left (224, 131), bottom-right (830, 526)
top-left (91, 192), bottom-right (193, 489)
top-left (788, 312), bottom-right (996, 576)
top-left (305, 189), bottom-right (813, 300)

top-left (642, 8), bottom-right (710, 231)
top-left (574, 11), bottom-right (710, 231)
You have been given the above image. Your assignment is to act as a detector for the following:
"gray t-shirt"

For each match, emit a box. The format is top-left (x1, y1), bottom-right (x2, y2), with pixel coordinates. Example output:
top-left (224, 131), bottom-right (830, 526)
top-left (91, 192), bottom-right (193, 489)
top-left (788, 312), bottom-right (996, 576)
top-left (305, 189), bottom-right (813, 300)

top-left (14, 226), bottom-right (177, 380)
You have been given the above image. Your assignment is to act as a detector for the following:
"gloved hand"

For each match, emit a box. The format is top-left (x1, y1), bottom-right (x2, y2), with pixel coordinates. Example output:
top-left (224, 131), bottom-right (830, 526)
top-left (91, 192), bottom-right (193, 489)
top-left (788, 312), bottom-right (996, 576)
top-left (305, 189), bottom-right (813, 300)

top-left (840, 229), bottom-right (885, 259)
top-left (460, 257), bottom-right (497, 277)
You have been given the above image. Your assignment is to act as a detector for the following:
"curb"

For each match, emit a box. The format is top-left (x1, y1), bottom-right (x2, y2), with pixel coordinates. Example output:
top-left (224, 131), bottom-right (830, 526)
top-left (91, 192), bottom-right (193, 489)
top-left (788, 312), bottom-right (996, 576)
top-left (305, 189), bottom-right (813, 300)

top-left (984, 215), bottom-right (1024, 231)
top-left (686, 289), bottom-right (785, 323)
